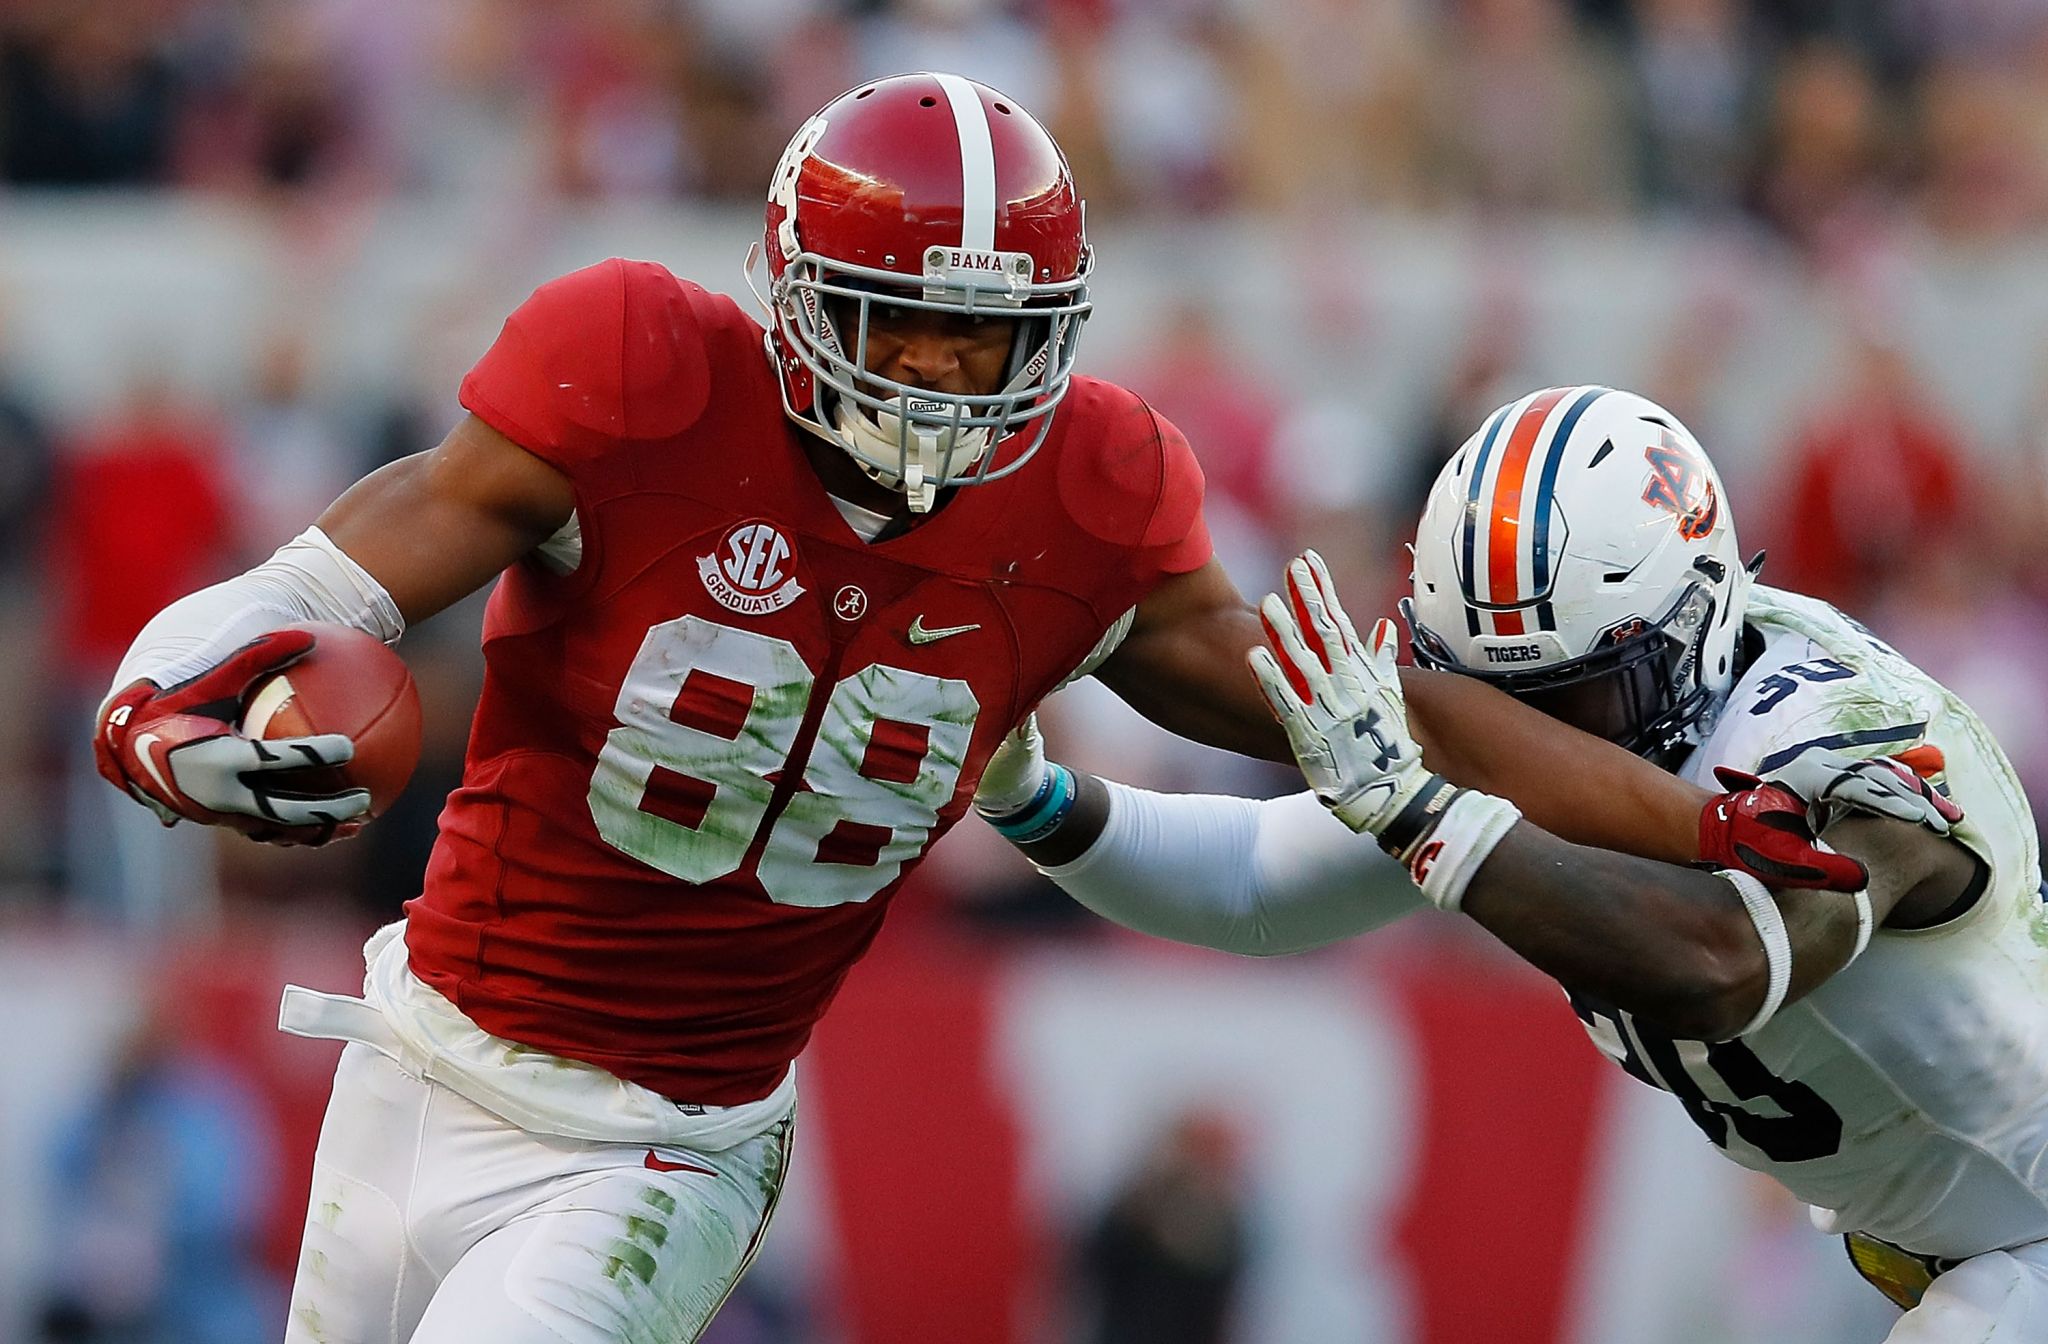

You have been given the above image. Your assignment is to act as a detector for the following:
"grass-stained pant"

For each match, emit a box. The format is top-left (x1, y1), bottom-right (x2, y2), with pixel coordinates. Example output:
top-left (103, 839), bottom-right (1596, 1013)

top-left (284, 1043), bottom-right (791, 1344)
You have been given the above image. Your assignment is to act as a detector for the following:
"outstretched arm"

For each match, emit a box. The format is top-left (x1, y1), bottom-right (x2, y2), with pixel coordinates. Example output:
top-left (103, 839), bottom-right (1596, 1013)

top-left (1453, 809), bottom-right (1977, 1039)
top-left (983, 727), bottom-right (1967, 1048)
top-left (1211, 550), bottom-right (1975, 1038)
top-left (1095, 557), bottom-right (1714, 866)
top-left (1401, 665), bottom-right (1708, 865)
top-left (970, 717), bottom-right (1423, 953)
top-left (991, 723), bottom-right (1968, 1038)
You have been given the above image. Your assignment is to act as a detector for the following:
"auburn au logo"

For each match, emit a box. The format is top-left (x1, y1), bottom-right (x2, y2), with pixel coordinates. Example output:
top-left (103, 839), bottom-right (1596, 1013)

top-left (1641, 431), bottom-right (1719, 541)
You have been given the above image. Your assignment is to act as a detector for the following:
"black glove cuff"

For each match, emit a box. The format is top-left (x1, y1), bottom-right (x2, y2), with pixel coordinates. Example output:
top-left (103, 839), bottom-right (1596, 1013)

top-left (1377, 774), bottom-right (1461, 860)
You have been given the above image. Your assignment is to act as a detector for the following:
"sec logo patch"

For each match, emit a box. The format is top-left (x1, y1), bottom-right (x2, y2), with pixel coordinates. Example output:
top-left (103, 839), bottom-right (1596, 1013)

top-left (699, 521), bottom-right (806, 616)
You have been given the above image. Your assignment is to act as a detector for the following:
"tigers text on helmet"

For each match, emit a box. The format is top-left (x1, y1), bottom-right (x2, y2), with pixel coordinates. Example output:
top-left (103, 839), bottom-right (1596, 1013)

top-left (1405, 386), bottom-right (1752, 762)
top-left (752, 72), bottom-right (1092, 512)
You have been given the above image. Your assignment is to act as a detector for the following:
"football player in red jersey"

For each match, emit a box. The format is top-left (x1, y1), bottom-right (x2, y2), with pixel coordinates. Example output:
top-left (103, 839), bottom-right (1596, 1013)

top-left (92, 75), bottom-right (1860, 1344)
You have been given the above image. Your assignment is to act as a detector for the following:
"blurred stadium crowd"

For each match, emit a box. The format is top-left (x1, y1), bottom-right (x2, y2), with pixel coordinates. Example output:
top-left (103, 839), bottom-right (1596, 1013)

top-left (4, 2), bottom-right (2048, 1342)
top-left (4, 0), bottom-right (2048, 234)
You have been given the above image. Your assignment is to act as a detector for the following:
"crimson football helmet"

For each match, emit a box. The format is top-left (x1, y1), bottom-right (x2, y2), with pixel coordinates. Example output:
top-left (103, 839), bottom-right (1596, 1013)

top-left (753, 72), bottom-right (1092, 511)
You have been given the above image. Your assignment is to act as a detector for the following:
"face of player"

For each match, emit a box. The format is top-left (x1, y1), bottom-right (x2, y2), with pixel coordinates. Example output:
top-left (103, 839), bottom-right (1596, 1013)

top-left (858, 301), bottom-right (1017, 397)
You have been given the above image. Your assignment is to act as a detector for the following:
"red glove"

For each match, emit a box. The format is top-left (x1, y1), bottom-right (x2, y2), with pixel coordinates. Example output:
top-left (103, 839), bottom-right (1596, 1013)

top-left (1698, 782), bottom-right (1868, 890)
top-left (1698, 748), bottom-right (1964, 891)
top-left (94, 629), bottom-right (368, 846)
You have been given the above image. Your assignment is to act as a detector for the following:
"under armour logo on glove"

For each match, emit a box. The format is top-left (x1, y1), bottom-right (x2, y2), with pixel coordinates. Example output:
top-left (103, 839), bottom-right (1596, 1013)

top-left (1354, 710), bottom-right (1401, 773)
top-left (1248, 550), bottom-right (1435, 837)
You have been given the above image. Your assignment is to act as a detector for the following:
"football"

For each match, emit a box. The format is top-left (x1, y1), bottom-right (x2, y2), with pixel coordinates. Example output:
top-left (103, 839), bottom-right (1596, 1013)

top-left (239, 622), bottom-right (422, 816)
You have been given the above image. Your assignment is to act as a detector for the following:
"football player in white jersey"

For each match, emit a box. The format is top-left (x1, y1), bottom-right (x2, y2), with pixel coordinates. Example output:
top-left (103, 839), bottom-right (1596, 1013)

top-left (975, 386), bottom-right (2048, 1341)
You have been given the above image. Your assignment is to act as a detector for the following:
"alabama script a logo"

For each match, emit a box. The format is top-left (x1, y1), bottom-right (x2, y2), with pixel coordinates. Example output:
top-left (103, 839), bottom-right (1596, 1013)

top-left (699, 521), bottom-right (806, 616)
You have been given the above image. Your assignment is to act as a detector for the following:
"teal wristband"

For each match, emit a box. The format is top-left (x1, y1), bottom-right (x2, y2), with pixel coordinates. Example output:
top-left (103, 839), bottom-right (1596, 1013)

top-left (987, 764), bottom-right (1076, 843)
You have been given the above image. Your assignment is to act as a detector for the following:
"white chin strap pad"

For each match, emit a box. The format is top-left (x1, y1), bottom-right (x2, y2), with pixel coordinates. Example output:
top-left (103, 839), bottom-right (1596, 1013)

top-left (833, 401), bottom-right (991, 513)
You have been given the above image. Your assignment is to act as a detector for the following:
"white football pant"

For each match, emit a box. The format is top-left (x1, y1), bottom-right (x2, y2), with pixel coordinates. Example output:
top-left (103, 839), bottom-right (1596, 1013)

top-left (283, 1044), bottom-right (791, 1344)
top-left (1885, 1240), bottom-right (2048, 1343)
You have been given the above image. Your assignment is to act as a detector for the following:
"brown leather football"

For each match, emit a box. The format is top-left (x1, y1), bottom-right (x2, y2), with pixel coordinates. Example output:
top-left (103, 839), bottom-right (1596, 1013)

top-left (239, 622), bottom-right (422, 816)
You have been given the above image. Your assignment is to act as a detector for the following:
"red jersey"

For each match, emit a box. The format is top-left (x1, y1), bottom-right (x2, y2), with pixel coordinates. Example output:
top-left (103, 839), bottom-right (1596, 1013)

top-left (406, 259), bottom-right (1210, 1104)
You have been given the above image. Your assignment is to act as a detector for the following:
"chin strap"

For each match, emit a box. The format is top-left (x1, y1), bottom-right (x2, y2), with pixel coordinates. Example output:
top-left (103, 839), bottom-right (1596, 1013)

top-left (832, 399), bottom-right (989, 514)
top-left (902, 460), bottom-right (935, 513)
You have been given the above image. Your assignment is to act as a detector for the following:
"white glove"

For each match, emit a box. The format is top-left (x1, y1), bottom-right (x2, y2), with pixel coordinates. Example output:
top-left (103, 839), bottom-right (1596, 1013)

top-left (975, 713), bottom-right (1050, 817)
top-left (1247, 551), bottom-right (1435, 838)
top-left (1719, 746), bottom-right (1961, 838)
top-left (1248, 551), bottom-right (1522, 911)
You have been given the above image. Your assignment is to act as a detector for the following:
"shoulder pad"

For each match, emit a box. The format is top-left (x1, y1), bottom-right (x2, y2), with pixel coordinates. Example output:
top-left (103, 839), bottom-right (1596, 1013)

top-left (1052, 378), bottom-right (1211, 578)
top-left (459, 258), bottom-right (716, 470)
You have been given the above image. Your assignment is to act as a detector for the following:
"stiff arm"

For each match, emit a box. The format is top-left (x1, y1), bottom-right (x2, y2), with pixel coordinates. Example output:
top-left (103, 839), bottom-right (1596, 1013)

top-left (1011, 764), bottom-right (1974, 1042)
top-left (1093, 559), bottom-right (1711, 866)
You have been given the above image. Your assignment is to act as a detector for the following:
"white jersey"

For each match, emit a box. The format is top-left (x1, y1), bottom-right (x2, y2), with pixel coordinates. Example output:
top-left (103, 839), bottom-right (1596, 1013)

top-left (1573, 584), bottom-right (2048, 1260)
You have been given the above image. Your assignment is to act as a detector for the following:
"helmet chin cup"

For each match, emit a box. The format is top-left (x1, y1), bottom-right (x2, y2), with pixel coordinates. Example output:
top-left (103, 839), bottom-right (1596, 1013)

top-left (831, 397), bottom-right (994, 513)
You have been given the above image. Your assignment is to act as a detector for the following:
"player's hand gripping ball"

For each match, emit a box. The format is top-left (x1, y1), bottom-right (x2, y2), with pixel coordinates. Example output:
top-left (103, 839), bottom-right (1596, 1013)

top-left (96, 623), bottom-right (420, 846)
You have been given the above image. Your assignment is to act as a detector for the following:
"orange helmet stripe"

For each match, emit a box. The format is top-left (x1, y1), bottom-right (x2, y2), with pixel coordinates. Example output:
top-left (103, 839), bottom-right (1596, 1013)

top-left (1483, 387), bottom-right (1570, 634)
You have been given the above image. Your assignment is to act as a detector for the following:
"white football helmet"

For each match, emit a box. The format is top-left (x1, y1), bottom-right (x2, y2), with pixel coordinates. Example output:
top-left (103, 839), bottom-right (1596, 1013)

top-left (1405, 386), bottom-right (1753, 761)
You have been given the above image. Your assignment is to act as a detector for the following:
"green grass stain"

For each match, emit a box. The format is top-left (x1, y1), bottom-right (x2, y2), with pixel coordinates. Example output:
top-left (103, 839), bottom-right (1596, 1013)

top-left (624, 1215), bottom-right (669, 1248)
top-left (294, 1304), bottom-right (326, 1342)
top-left (638, 1186), bottom-right (677, 1216)
top-left (605, 1243), bottom-right (660, 1286)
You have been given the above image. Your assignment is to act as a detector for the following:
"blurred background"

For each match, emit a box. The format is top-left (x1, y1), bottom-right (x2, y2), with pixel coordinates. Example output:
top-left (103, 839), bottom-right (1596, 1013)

top-left (3, 0), bottom-right (2046, 1340)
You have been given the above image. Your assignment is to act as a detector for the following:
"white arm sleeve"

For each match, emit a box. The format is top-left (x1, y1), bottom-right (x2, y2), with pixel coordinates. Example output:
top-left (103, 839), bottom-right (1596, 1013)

top-left (1037, 782), bottom-right (1425, 956)
top-left (110, 526), bottom-right (406, 694)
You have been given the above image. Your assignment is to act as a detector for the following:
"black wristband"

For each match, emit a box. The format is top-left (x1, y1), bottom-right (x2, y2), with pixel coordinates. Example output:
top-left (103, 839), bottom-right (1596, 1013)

top-left (1377, 774), bottom-right (1461, 859)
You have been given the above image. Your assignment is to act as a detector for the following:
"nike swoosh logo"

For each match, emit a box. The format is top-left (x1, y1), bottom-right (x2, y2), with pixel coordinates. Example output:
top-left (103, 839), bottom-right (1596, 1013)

top-left (132, 731), bottom-right (177, 797)
top-left (908, 616), bottom-right (981, 645)
top-left (644, 1150), bottom-right (717, 1176)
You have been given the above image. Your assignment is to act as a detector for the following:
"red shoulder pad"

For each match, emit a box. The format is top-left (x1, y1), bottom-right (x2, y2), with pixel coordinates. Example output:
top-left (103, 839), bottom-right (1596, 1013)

top-left (459, 258), bottom-right (713, 473)
top-left (1054, 378), bottom-right (1212, 585)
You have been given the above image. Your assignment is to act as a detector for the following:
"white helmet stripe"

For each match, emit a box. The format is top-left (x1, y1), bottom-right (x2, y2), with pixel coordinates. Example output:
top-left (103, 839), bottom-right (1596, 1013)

top-left (932, 72), bottom-right (997, 251)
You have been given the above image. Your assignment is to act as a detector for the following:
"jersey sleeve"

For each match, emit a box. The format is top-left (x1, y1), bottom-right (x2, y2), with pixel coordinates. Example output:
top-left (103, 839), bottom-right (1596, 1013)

top-left (458, 258), bottom-right (712, 475)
